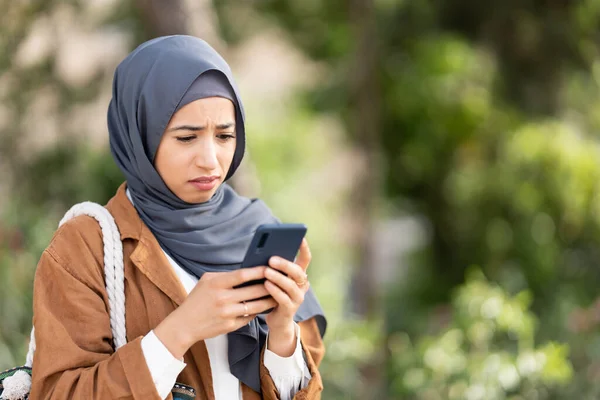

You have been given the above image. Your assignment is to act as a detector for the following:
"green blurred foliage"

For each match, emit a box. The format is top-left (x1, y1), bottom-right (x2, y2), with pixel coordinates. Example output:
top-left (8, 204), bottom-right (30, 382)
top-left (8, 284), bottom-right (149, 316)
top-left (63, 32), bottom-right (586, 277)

top-left (390, 268), bottom-right (573, 399)
top-left (382, 37), bottom-right (600, 397)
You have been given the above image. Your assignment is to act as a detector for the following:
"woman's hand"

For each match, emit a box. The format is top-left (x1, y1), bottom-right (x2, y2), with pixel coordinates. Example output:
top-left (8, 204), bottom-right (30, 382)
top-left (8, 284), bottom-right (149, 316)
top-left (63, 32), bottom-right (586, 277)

top-left (264, 238), bottom-right (311, 357)
top-left (155, 266), bottom-right (278, 359)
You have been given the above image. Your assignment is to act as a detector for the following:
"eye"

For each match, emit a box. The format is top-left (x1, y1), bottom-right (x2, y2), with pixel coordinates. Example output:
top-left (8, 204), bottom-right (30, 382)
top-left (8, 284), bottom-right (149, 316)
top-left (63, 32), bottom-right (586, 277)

top-left (217, 133), bottom-right (236, 141)
top-left (176, 135), bottom-right (196, 143)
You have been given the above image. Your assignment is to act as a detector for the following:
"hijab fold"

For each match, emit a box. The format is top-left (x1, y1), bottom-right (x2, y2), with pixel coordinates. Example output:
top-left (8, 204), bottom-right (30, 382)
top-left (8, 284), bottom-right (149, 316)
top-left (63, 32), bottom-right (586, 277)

top-left (107, 35), bottom-right (326, 393)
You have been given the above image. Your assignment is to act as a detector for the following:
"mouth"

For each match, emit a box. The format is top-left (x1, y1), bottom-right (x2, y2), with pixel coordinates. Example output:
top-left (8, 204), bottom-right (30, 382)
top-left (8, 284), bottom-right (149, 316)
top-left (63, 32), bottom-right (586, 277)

top-left (189, 175), bottom-right (220, 183)
top-left (188, 176), bottom-right (220, 191)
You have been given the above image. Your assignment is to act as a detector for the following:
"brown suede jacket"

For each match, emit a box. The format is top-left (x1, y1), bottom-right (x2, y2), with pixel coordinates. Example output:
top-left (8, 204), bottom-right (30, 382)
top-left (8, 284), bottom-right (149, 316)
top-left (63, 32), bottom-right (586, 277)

top-left (29, 183), bottom-right (325, 399)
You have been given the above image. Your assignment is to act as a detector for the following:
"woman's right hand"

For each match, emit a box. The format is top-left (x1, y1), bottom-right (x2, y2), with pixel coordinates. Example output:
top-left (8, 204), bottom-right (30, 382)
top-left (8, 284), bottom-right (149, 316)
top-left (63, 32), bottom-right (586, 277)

top-left (154, 266), bottom-right (277, 359)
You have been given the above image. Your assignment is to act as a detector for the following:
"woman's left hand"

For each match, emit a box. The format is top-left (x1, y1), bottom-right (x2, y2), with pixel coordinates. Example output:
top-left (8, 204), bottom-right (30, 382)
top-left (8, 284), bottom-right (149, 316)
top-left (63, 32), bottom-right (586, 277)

top-left (264, 238), bottom-right (311, 357)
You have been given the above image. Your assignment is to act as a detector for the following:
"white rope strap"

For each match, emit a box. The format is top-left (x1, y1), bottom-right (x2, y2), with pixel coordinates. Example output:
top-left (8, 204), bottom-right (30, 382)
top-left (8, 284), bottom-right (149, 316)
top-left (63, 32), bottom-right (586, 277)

top-left (60, 202), bottom-right (126, 348)
top-left (29, 202), bottom-right (126, 361)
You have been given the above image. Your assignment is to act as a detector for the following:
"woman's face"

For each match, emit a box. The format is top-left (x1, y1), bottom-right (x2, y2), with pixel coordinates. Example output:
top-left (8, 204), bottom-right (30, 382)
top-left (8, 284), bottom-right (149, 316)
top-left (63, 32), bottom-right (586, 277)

top-left (155, 97), bottom-right (236, 203)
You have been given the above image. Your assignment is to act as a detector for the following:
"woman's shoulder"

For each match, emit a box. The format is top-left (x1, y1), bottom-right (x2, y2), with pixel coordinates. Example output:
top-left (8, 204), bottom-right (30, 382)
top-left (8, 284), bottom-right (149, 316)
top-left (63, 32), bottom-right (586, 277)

top-left (43, 213), bottom-right (105, 281)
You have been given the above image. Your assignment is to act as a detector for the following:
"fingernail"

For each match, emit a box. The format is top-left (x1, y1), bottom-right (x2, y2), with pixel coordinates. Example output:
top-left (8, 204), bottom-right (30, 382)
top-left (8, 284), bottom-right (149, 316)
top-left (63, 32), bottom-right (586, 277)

top-left (270, 257), bottom-right (280, 266)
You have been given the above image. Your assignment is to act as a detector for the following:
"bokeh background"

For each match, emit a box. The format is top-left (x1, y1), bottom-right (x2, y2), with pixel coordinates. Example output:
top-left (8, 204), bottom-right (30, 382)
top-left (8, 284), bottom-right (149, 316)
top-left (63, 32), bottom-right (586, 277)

top-left (3, 0), bottom-right (600, 399)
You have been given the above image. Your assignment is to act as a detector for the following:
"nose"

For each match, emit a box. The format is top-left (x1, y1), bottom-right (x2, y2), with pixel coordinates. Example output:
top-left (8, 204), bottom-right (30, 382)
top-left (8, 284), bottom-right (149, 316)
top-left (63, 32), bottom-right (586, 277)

top-left (194, 138), bottom-right (219, 170)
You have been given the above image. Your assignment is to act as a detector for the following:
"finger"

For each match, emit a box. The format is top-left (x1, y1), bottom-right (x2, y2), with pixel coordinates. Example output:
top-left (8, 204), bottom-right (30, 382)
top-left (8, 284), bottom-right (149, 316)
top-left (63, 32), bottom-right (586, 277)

top-left (244, 297), bottom-right (278, 315)
top-left (223, 297), bottom-right (278, 318)
top-left (199, 271), bottom-right (215, 281)
top-left (268, 257), bottom-right (308, 287)
top-left (232, 314), bottom-right (256, 330)
top-left (216, 266), bottom-right (267, 288)
top-left (264, 280), bottom-right (296, 311)
top-left (295, 238), bottom-right (311, 271)
top-left (231, 283), bottom-right (271, 302)
top-left (265, 267), bottom-right (304, 304)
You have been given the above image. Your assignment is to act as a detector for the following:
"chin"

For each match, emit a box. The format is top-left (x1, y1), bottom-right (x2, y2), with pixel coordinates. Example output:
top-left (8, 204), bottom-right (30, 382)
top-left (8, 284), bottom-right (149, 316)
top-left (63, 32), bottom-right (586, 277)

top-left (187, 191), bottom-right (216, 204)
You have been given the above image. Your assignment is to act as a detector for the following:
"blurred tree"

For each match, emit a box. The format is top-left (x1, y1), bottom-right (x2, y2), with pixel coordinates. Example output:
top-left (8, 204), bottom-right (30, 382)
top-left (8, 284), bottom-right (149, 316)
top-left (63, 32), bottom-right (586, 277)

top-left (345, 0), bottom-right (384, 395)
top-left (135, 0), bottom-right (189, 36)
top-left (347, 0), bottom-right (381, 320)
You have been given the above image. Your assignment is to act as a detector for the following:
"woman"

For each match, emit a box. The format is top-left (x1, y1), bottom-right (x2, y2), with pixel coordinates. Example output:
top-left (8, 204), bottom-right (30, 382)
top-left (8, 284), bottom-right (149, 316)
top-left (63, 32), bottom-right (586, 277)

top-left (29, 35), bottom-right (326, 400)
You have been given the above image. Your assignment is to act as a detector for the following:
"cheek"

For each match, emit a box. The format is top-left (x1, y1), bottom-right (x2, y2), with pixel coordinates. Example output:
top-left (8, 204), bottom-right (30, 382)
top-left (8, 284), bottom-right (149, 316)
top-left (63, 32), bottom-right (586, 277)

top-left (170, 147), bottom-right (191, 164)
top-left (218, 143), bottom-right (236, 167)
top-left (156, 146), bottom-right (192, 177)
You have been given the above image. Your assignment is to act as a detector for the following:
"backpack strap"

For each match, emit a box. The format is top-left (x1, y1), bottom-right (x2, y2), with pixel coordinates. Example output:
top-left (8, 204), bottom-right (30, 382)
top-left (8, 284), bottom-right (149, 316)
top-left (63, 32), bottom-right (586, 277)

top-left (58, 202), bottom-right (126, 350)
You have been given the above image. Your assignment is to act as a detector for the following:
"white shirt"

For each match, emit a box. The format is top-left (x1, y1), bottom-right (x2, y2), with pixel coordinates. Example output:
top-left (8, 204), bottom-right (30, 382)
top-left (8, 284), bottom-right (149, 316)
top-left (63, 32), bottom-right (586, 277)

top-left (128, 188), bottom-right (310, 399)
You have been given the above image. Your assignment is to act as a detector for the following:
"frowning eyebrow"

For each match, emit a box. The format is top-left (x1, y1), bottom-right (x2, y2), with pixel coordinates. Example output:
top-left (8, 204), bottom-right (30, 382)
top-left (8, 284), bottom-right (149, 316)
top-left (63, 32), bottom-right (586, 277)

top-left (168, 122), bottom-right (235, 132)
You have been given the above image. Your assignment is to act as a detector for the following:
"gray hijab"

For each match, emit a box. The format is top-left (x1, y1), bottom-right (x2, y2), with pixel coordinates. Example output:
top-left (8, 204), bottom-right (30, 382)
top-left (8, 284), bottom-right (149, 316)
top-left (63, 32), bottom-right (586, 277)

top-left (107, 35), bottom-right (326, 393)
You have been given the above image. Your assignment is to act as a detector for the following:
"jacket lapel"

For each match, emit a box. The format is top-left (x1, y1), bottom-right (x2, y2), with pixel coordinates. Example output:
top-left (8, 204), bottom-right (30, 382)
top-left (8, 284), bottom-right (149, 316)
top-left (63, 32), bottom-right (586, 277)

top-left (107, 183), bottom-right (188, 306)
top-left (130, 229), bottom-right (188, 307)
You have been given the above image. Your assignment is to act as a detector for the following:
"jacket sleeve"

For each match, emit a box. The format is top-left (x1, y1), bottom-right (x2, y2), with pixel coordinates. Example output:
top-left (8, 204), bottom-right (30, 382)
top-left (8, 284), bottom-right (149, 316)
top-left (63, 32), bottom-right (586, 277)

top-left (29, 221), bottom-right (162, 399)
top-left (260, 318), bottom-right (325, 400)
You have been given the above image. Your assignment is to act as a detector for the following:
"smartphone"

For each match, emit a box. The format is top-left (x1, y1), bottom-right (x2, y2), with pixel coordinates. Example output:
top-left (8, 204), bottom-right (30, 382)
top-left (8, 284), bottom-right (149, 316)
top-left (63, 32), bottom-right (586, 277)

top-left (236, 223), bottom-right (308, 289)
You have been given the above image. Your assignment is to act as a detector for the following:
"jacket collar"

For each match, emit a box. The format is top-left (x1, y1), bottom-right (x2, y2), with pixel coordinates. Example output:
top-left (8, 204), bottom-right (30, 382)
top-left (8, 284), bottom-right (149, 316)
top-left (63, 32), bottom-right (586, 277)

top-left (105, 182), bottom-right (144, 241)
top-left (106, 182), bottom-right (187, 306)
